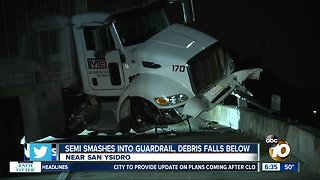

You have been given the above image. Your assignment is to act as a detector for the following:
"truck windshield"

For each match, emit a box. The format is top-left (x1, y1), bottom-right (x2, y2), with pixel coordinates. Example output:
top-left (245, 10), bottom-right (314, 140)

top-left (115, 10), bottom-right (169, 46)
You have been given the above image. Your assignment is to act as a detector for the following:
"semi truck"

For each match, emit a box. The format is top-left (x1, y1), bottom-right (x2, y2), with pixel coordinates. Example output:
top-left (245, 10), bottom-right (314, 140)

top-left (21, 0), bottom-right (262, 141)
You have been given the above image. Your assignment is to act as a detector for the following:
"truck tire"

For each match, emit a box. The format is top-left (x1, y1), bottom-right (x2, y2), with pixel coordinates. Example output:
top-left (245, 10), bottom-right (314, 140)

top-left (119, 98), bottom-right (132, 134)
top-left (131, 98), bottom-right (158, 133)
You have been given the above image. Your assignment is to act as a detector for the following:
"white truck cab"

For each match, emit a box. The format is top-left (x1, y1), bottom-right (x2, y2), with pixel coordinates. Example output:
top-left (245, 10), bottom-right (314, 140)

top-left (70, 0), bottom-right (262, 134)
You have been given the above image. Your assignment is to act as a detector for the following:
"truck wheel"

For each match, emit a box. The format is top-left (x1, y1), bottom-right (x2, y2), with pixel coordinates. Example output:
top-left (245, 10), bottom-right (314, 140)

top-left (119, 98), bottom-right (132, 134)
top-left (131, 98), bottom-right (158, 133)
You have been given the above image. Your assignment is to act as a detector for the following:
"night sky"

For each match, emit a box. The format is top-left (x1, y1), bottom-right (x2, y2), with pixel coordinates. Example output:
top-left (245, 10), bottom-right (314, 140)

top-left (189, 0), bottom-right (319, 127)
top-left (192, 0), bottom-right (318, 86)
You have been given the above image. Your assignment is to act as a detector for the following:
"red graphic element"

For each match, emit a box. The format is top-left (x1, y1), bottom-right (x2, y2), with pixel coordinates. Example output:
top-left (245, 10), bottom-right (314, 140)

top-left (88, 58), bottom-right (107, 69)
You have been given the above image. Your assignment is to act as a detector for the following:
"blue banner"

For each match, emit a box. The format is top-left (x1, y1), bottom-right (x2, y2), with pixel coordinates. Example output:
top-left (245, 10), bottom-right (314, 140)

top-left (41, 162), bottom-right (69, 172)
top-left (280, 162), bottom-right (299, 172)
top-left (67, 162), bottom-right (258, 172)
top-left (58, 143), bottom-right (258, 153)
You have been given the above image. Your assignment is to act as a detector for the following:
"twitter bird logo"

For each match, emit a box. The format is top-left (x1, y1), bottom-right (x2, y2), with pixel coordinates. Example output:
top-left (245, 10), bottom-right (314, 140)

top-left (34, 146), bottom-right (48, 158)
top-left (30, 144), bottom-right (52, 161)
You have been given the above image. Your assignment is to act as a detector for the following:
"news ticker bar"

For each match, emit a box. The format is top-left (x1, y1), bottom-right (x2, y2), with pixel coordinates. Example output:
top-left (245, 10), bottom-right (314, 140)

top-left (261, 163), bottom-right (299, 172)
top-left (10, 162), bottom-right (260, 173)
top-left (10, 162), bottom-right (301, 173)
top-left (10, 161), bottom-right (300, 173)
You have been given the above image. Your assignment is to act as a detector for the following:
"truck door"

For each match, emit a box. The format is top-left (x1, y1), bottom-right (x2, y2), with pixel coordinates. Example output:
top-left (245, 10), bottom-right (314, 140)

top-left (82, 26), bottom-right (125, 90)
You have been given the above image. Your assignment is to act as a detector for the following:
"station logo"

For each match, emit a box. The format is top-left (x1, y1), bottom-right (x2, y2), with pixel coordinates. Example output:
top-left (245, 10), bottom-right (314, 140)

top-left (24, 143), bottom-right (57, 161)
top-left (265, 135), bottom-right (291, 161)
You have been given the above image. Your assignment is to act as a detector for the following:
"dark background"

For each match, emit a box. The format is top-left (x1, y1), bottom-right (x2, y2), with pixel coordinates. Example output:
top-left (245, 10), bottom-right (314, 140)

top-left (189, 0), bottom-right (319, 127)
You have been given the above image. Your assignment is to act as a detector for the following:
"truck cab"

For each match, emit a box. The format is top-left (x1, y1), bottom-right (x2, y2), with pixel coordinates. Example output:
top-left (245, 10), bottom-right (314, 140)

top-left (71, 0), bottom-right (262, 134)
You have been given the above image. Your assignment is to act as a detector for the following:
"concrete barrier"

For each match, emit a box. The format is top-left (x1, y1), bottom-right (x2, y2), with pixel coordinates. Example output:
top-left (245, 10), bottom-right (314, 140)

top-left (199, 105), bottom-right (240, 129)
top-left (239, 108), bottom-right (320, 175)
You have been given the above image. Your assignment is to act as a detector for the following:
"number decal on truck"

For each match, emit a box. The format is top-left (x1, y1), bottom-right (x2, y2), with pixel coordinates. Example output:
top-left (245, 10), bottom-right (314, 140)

top-left (172, 65), bottom-right (186, 72)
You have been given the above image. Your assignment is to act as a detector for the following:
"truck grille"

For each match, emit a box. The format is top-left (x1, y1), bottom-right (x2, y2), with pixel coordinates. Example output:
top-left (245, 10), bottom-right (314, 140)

top-left (187, 44), bottom-right (231, 95)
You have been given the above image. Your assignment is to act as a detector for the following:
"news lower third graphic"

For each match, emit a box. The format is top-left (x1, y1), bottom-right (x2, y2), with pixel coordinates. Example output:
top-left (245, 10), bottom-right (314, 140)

top-left (9, 142), bottom-right (300, 173)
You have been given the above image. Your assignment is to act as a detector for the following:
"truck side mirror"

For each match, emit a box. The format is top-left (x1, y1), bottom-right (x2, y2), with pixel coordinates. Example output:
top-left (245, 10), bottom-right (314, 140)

top-left (167, 0), bottom-right (195, 24)
top-left (181, 0), bottom-right (195, 24)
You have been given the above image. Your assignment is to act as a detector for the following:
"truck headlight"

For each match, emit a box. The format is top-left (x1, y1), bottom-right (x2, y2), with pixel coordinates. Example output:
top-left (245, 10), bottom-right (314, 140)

top-left (155, 94), bottom-right (188, 106)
